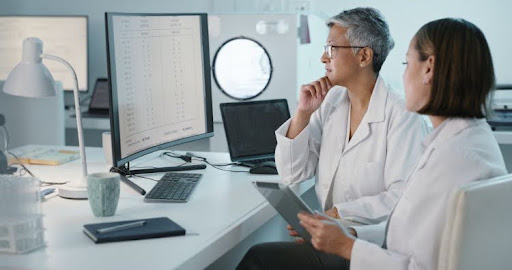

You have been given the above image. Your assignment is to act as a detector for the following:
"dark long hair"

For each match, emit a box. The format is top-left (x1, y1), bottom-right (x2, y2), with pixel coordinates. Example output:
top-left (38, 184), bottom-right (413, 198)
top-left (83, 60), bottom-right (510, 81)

top-left (415, 18), bottom-right (494, 118)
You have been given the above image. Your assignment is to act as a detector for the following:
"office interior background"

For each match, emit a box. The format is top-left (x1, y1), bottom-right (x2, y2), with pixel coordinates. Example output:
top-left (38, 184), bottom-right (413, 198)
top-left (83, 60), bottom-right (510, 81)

top-left (0, 0), bottom-right (511, 269)
top-left (1, 0), bottom-right (511, 153)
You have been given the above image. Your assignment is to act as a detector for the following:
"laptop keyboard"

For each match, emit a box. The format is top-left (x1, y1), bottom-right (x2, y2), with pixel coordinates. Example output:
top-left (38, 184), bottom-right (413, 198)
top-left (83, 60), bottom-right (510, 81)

top-left (144, 172), bottom-right (202, 203)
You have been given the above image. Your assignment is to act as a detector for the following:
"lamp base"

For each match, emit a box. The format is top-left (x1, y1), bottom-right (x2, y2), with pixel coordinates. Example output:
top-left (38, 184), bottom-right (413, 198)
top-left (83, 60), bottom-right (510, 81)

top-left (58, 180), bottom-right (88, 199)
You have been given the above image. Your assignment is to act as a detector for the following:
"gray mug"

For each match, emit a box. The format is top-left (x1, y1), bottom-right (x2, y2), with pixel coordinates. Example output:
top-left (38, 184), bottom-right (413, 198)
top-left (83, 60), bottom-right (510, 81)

top-left (87, 172), bottom-right (120, 217)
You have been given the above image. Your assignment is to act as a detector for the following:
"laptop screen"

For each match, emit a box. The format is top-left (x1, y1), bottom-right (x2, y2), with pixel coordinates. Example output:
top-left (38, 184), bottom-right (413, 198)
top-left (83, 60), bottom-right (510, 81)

top-left (220, 99), bottom-right (290, 160)
top-left (88, 78), bottom-right (110, 113)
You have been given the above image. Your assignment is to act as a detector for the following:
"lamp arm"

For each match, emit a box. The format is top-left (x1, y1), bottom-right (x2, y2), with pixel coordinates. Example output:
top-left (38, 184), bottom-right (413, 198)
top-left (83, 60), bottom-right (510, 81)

top-left (41, 54), bottom-right (87, 177)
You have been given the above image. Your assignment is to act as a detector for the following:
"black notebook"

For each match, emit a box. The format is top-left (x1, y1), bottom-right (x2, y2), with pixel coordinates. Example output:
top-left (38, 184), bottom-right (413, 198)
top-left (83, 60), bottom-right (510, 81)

top-left (83, 217), bottom-right (185, 244)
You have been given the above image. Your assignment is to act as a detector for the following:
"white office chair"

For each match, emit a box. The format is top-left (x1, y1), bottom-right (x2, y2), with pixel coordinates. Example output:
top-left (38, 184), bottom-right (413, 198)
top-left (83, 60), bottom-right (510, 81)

top-left (0, 81), bottom-right (65, 149)
top-left (438, 174), bottom-right (512, 270)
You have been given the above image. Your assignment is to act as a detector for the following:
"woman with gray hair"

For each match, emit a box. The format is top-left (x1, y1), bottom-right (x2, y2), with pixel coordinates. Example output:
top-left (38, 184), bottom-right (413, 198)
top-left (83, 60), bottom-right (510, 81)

top-left (237, 7), bottom-right (428, 269)
top-left (278, 7), bottom-right (428, 224)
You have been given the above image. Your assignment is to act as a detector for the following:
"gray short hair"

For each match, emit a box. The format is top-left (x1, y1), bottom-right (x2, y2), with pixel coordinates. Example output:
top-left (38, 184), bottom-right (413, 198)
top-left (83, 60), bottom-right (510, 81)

top-left (326, 7), bottom-right (394, 74)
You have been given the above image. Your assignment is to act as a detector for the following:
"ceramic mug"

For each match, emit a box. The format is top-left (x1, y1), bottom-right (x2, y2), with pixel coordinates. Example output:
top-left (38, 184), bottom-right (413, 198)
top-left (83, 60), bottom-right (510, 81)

top-left (87, 172), bottom-right (120, 217)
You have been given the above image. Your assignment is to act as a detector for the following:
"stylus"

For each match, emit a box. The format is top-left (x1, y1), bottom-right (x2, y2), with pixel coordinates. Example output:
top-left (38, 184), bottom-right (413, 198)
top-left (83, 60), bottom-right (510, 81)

top-left (97, 220), bottom-right (146, 234)
top-left (120, 175), bottom-right (146, 195)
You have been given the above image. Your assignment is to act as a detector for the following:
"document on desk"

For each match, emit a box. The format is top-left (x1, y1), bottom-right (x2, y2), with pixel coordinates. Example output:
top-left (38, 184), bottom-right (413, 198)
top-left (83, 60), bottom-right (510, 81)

top-left (83, 217), bottom-right (185, 244)
top-left (8, 145), bottom-right (80, 166)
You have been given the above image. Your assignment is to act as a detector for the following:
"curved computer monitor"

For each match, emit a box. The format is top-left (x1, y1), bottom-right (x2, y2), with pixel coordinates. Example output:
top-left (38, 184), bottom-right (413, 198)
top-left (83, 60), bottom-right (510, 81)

top-left (105, 12), bottom-right (213, 170)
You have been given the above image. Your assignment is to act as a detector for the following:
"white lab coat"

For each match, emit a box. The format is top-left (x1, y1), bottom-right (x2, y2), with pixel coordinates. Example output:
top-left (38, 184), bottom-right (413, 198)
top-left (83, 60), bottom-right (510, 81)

top-left (275, 77), bottom-right (429, 221)
top-left (351, 118), bottom-right (507, 270)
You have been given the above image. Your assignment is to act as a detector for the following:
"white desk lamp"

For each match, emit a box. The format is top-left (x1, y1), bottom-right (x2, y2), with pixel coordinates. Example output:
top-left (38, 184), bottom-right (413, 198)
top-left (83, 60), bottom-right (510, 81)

top-left (2, 37), bottom-right (88, 199)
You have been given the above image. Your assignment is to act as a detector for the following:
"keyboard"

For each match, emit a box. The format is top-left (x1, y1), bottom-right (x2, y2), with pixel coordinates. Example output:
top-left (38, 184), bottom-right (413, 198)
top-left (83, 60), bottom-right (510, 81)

top-left (144, 172), bottom-right (202, 203)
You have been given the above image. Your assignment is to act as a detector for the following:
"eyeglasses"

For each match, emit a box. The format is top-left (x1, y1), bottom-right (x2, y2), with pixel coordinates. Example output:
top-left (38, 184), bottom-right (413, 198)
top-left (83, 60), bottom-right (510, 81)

top-left (324, 44), bottom-right (366, 59)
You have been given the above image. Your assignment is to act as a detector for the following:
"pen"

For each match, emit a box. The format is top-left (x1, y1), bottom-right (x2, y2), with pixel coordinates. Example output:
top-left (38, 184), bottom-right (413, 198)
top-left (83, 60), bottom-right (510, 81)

top-left (120, 175), bottom-right (146, 195)
top-left (40, 188), bottom-right (56, 196)
top-left (40, 188), bottom-right (56, 199)
top-left (97, 220), bottom-right (146, 234)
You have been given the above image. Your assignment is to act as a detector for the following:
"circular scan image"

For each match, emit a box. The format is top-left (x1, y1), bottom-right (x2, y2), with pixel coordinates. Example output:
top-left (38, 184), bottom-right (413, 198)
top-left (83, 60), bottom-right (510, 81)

top-left (212, 37), bottom-right (273, 100)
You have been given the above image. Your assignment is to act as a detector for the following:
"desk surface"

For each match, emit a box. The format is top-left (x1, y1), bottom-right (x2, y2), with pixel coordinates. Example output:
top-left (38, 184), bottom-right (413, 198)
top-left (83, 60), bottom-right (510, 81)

top-left (0, 147), bottom-right (312, 270)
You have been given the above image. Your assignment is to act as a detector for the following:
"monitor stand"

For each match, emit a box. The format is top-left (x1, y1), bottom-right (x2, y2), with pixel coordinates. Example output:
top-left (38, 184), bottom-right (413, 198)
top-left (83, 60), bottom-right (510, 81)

top-left (114, 163), bottom-right (206, 176)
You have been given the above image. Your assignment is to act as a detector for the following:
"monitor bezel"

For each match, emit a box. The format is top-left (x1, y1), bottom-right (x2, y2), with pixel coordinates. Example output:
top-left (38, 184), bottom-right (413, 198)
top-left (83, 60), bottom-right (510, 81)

top-left (0, 15), bottom-right (89, 92)
top-left (105, 12), bottom-right (214, 168)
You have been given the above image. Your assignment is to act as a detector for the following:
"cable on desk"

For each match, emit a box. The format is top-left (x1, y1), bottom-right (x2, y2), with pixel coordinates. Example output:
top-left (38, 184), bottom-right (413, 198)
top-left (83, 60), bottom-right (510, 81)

top-left (160, 151), bottom-right (196, 163)
top-left (7, 156), bottom-right (65, 185)
top-left (110, 165), bottom-right (160, 182)
top-left (7, 151), bottom-right (35, 177)
top-left (161, 151), bottom-right (248, 173)
top-left (0, 126), bottom-right (43, 179)
top-left (0, 127), bottom-right (70, 185)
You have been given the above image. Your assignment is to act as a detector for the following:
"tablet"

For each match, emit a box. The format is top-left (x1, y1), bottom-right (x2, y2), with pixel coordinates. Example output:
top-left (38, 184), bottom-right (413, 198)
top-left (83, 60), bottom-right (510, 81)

top-left (253, 181), bottom-right (314, 243)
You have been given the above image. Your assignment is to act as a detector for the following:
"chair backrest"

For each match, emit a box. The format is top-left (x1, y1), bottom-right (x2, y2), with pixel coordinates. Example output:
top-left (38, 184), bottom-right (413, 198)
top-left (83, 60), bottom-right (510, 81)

top-left (0, 81), bottom-right (64, 149)
top-left (438, 174), bottom-right (512, 270)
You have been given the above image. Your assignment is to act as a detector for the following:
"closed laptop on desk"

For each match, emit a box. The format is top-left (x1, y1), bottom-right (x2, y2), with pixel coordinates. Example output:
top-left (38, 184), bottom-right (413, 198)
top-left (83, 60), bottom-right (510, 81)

top-left (220, 99), bottom-right (290, 166)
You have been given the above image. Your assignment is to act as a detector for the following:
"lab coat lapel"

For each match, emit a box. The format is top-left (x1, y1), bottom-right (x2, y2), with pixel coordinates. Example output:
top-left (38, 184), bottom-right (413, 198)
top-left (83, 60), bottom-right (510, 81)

top-left (343, 77), bottom-right (388, 155)
top-left (335, 91), bottom-right (350, 154)
top-left (343, 117), bottom-right (370, 154)
top-left (319, 90), bottom-right (350, 209)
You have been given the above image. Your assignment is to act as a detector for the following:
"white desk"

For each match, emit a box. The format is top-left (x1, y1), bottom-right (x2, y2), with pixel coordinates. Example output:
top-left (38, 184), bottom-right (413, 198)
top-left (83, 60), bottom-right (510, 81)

top-left (494, 131), bottom-right (512, 144)
top-left (0, 146), bottom-right (313, 269)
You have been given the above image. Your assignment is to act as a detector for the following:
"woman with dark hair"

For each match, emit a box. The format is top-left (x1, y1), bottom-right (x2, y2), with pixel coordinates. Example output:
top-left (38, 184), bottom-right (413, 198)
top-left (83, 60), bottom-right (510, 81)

top-left (238, 18), bottom-right (507, 270)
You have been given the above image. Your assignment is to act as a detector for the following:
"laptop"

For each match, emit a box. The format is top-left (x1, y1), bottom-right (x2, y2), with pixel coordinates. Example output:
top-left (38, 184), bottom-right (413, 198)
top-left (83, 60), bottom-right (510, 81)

top-left (82, 78), bottom-right (110, 118)
top-left (220, 99), bottom-right (290, 167)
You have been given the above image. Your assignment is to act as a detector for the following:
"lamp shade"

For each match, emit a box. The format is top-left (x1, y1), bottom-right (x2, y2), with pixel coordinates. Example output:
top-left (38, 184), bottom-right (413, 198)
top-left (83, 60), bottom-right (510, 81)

top-left (2, 38), bottom-right (57, 98)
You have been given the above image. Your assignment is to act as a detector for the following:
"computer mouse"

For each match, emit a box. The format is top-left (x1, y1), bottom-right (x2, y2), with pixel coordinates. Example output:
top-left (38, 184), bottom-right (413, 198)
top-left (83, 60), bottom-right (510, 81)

top-left (249, 161), bottom-right (278, 175)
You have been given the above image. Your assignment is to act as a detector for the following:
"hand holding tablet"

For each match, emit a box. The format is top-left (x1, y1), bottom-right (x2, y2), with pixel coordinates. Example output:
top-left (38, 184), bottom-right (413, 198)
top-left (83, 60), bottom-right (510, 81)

top-left (253, 181), bottom-right (314, 242)
top-left (253, 181), bottom-right (355, 243)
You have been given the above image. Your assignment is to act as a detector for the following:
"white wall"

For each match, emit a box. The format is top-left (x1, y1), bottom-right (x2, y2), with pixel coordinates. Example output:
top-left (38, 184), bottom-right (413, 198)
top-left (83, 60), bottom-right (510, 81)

top-left (3, 0), bottom-right (511, 148)
top-left (0, 0), bottom-right (213, 95)
top-left (2, 0), bottom-right (510, 98)
top-left (315, 0), bottom-right (512, 93)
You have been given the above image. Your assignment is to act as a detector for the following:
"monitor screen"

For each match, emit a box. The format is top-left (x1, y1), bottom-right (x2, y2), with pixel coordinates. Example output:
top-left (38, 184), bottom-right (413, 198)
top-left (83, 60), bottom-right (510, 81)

top-left (0, 16), bottom-right (88, 91)
top-left (88, 78), bottom-right (110, 113)
top-left (220, 99), bottom-right (290, 159)
top-left (106, 13), bottom-right (213, 168)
